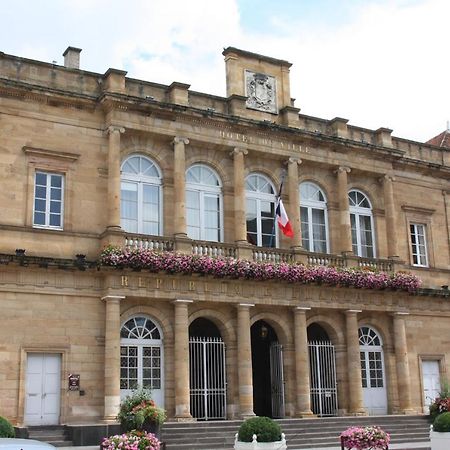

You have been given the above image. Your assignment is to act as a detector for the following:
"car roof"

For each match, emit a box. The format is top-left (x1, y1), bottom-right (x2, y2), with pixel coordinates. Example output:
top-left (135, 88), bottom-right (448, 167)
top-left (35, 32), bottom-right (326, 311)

top-left (0, 439), bottom-right (56, 450)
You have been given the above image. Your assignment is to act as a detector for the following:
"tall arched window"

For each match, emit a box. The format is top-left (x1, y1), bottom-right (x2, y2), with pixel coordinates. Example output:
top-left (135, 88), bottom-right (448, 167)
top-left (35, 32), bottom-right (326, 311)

top-left (349, 190), bottom-right (375, 257)
top-left (120, 155), bottom-right (162, 235)
top-left (300, 182), bottom-right (329, 253)
top-left (245, 173), bottom-right (277, 247)
top-left (186, 164), bottom-right (223, 242)
top-left (120, 315), bottom-right (164, 407)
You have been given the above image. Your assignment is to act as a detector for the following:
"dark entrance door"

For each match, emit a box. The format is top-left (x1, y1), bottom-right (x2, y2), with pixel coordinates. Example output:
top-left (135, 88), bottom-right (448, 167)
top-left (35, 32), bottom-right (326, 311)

top-left (251, 320), bottom-right (284, 417)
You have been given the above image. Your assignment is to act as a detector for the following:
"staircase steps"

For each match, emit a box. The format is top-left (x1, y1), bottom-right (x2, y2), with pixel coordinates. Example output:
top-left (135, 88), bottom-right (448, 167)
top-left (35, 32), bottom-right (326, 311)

top-left (160, 415), bottom-right (431, 450)
top-left (28, 426), bottom-right (73, 447)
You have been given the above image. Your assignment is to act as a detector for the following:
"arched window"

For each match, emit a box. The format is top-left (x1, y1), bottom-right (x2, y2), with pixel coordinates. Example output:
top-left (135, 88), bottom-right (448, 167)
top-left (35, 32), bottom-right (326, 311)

top-left (349, 190), bottom-right (375, 257)
top-left (186, 164), bottom-right (223, 242)
top-left (120, 155), bottom-right (162, 235)
top-left (300, 182), bottom-right (329, 253)
top-left (359, 326), bottom-right (387, 414)
top-left (245, 173), bottom-right (277, 247)
top-left (120, 316), bottom-right (164, 407)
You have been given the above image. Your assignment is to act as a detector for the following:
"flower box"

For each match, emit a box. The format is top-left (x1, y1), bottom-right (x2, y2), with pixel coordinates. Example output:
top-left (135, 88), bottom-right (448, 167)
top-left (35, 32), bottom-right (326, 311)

top-left (430, 428), bottom-right (450, 450)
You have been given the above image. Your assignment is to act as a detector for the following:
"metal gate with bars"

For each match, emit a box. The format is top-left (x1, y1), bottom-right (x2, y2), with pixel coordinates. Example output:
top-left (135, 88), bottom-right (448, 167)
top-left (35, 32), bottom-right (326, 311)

top-left (189, 336), bottom-right (227, 420)
top-left (269, 342), bottom-right (285, 418)
top-left (308, 340), bottom-right (338, 416)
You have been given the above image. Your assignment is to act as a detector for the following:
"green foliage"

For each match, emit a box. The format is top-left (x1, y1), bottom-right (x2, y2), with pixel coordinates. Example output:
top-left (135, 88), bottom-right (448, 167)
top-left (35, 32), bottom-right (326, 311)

top-left (117, 387), bottom-right (166, 431)
top-left (433, 411), bottom-right (450, 432)
top-left (439, 379), bottom-right (450, 398)
top-left (0, 416), bottom-right (15, 438)
top-left (237, 416), bottom-right (282, 443)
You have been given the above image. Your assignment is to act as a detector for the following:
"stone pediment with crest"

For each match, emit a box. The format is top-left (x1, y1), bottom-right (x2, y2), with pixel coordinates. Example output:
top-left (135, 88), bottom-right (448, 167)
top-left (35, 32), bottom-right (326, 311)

top-left (245, 70), bottom-right (277, 113)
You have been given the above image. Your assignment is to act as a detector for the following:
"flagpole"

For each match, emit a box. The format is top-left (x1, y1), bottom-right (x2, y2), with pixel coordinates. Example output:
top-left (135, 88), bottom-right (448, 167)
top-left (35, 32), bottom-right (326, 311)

top-left (268, 170), bottom-right (287, 248)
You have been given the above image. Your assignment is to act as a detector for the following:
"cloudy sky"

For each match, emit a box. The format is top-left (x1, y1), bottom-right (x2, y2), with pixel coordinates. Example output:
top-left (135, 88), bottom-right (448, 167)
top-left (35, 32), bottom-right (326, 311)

top-left (1, 0), bottom-right (449, 143)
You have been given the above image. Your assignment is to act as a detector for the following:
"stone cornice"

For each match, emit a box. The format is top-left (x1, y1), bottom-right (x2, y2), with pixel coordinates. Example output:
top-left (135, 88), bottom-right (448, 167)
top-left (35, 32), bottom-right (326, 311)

top-left (23, 146), bottom-right (80, 162)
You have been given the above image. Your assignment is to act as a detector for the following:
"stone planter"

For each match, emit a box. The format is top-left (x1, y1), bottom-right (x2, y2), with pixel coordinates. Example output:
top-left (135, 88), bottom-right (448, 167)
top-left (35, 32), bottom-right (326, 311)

top-left (234, 433), bottom-right (287, 450)
top-left (430, 427), bottom-right (450, 450)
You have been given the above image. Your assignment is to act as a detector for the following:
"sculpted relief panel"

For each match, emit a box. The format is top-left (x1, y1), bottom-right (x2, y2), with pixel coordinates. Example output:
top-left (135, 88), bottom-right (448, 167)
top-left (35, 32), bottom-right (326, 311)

top-left (245, 70), bottom-right (277, 113)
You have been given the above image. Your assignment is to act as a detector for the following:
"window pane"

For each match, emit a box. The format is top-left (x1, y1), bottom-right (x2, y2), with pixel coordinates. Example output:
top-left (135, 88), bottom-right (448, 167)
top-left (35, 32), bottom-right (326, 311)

top-left (142, 202), bottom-right (158, 221)
top-left (50, 175), bottom-right (62, 188)
top-left (205, 211), bottom-right (219, 228)
top-left (187, 226), bottom-right (200, 240)
top-left (35, 186), bottom-right (46, 199)
top-left (143, 184), bottom-right (159, 204)
top-left (205, 228), bottom-right (219, 241)
top-left (49, 214), bottom-right (61, 227)
top-left (50, 201), bottom-right (61, 213)
top-left (143, 221), bottom-right (159, 236)
top-left (121, 182), bottom-right (138, 200)
top-left (35, 173), bottom-right (47, 186)
top-left (35, 199), bottom-right (46, 212)
top-left (204, 195), bottom-right (219, 211)
top-left (34, 212), bottom-right (45, 225)
top-left (50, 188), bottom-right (61, 201)
top-left (187, 208), bottom-right (200, 227)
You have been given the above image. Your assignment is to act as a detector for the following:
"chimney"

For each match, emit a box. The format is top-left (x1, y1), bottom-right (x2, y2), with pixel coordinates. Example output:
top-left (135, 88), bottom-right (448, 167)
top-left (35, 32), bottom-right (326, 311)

top-left (63, 46), bottom-right (82, 69)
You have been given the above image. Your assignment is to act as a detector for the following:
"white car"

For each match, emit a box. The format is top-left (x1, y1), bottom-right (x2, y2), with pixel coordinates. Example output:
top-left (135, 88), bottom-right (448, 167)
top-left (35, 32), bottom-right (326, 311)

top-left (0, 439), bottom-right (56, 450)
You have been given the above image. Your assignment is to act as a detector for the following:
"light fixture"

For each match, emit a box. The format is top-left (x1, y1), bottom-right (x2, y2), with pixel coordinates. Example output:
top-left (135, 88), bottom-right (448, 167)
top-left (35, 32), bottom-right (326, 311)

top-left (260, 324), bottom-right (268, 339)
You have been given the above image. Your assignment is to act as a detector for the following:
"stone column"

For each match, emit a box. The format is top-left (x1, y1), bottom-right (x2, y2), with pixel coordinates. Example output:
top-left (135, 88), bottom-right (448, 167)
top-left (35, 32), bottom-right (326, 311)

top-left (287, 158), bottom-right (302, 248)
top-left (103, 295), bottom-right (124, 420)
top-left (232, 148), bottom-right (249, 244)
top-left (382, 175), bottom-right (399, 258)
top-left (237, 303), bottom-right (255, 418)
top-left (393, 312), bottom-right (413, 413)
top-left (107, 126), bottom-right (125, 230)
top-left (294, 307), bottom-right (313, 416)
top-left (336, 167), bottom-right (352, 254)
top-left (173, 137), bottom-right (189, 237)
top-left (173, 299), bottom-right (193, 419)
top-left (345, 310), bottom-right (365, 415)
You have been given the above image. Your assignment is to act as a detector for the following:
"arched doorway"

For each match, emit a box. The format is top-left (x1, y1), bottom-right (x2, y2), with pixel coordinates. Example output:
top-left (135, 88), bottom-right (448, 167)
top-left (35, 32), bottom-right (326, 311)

top-left (359, 326), bottom-right (388, 414)
top-left (120, 315), bottom-right (164, 407)
top-left (307, 323), bottom-right (338, 416)
top-left (189, 318), bottom-right (226, 420)
top-left (251, 320), bottom-right (285, 418)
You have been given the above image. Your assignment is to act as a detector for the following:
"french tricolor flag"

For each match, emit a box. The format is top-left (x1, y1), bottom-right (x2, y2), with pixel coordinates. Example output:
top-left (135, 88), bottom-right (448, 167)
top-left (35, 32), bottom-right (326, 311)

top-left (276, 198), bottom-right (294, 238)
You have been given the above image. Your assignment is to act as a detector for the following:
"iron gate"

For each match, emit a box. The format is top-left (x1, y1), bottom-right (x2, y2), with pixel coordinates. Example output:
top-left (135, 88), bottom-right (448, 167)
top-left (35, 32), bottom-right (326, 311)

top-left (189, 336), bottom-right (227, 420)
top-left (269, 342), bottom-right (285, 418)
top-left (308, 340), bottom-right (338, 416)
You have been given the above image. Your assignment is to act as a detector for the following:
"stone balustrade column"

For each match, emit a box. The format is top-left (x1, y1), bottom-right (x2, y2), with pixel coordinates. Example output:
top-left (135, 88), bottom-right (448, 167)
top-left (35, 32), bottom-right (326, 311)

top-left (345, 309), bottom-right (365, 415)
top-left (231, 147), bottom-right (249, 243)
top-left (173, 137), bottom-right (189, 237)
top-left (336, 166), bottom-right (352, 254)
top-left (103, 295), bottom-right (124, 420)
top-left (294, 307), bottom-right (313, 416)
top-left (382, 175), bottom-right (399, 258)
top-left (237, 303), bottom-right (255, 418)
top-left (287, 158), bottom-right (302, 248)
top-left (393, 312), bottom-right (413, 413)
top-left (107, 126), bottom-right (125, 230)
top-left (173, 299), bottom-right (193, 419)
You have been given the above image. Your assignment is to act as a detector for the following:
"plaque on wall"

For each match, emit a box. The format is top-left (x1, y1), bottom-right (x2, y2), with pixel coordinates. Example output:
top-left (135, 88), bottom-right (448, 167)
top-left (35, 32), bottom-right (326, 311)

top-left (68, 373), bottom-right (80, 391)
top-left (245, 70), bottom-right (277, 113)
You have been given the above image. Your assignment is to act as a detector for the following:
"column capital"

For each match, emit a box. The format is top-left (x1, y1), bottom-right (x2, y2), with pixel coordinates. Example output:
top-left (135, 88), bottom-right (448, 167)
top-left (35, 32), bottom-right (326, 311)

top-left (335, 166), bottom-right (351, 174)
top-left (237, 303), bottom-right (254, 309)
top-left (294, 306), bottom-right (311, 313)
top-left (345, 309), bottom-right (362, 315)
top-left (392, 311), bottom-right (409, 317)
top-left (106, 125), bottom-right (125, 135)
top-left (101, 295), bottom-right (125, 302)
top-left (379, 174), bottom-right (396, 183)
top-left (286, 157), bottom-right (302, 166)
top-left (173, 136), bottom-right (189, 146)
top-left (230, 147), bottom-right (248, 157)
top-left (173, 299), bottom-right (194, 305)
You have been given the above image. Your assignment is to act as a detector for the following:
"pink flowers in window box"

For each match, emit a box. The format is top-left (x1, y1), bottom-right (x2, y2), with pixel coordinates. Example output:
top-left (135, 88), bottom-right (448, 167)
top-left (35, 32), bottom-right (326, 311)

top-left (340, 426), bottom-right (390, 449)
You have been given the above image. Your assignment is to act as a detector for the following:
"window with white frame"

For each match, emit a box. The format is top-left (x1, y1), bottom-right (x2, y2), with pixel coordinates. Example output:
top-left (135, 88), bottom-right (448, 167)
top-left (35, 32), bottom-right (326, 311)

top-left (410, 223), bottom-right (428, 267)
top-left (300, 182), bottom-right (329, 253)
top-left (186, 164), bottom-right (223, 242)
top-left (120, 155), bottom-right (162, 235)
top-left (349, 190), bottom-right (375, 258)
top-left (33, 171), bottom-right (64, 229)
top-left (245, 173), bottom-right (277, 247)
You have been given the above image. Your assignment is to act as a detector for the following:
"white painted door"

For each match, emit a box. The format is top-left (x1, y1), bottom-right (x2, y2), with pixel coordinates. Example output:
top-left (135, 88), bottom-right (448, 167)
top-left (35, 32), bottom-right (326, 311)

top-left (359, 327), bottom-right (388, 415)
top-left (422, 360), bottom-right (441, 413)
top-left (25, 353), bottom-right (61, 425)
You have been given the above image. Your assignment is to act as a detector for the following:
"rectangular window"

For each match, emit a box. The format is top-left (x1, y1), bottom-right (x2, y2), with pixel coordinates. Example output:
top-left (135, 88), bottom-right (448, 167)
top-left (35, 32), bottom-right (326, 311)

top-left (410, 223), bottom-right (428, 267)
top-left (33, 172), bottom-right (64, 229)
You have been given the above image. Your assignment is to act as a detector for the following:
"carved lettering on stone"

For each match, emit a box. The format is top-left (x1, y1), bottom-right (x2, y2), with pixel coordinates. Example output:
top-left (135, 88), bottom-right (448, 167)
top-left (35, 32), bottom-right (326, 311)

top-left (245, 70), bottom-right (277, 113)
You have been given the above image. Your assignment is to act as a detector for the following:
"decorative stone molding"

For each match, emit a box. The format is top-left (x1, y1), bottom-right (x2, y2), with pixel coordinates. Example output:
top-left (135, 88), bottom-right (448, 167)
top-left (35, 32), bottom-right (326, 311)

top-left (173, 136), bottom-right (190, 146)
top-left (245, 70), bottom-right (277, 113)
top-left (106, 125), bottom-right (125, 135)
top-left (22, 146), bottom-right (80, 162)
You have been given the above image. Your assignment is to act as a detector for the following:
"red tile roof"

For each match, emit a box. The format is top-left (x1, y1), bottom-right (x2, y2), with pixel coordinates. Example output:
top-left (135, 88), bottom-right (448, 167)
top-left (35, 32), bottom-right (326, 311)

top-left (426, 130), bottom-right (450, 148)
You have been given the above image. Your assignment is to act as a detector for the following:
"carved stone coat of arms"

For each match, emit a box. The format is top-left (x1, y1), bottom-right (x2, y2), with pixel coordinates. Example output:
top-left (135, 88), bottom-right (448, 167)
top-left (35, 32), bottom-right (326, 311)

top-left (245, 70), bottom-right (277, 113)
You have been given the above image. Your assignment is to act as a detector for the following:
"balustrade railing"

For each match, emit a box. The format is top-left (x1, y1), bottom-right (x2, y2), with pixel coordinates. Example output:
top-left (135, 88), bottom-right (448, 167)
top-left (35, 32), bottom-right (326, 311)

top-left (252, 248), bottom-right (295, 263)
top-left (191, 241), bottom-right (237, 258)
top-left (124, 234), bottom-right (174, 252)
top-left (307, 253), bottom-right (347, 268)
top-left (358, 257), bottom-right (393, 272)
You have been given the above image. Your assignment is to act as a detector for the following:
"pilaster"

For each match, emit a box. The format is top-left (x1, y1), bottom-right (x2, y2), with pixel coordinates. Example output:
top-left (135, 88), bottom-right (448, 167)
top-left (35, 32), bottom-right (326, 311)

top-left (381, 175), bottom-right (399, 258)
top-left (173, 137), bottom-right (189, 237)
top-left (231, 147), bottom-right (249, 244)
top-left (287, 157), bottom-right (302, 248)
top-left (336, 166), bottom-right (353, 255)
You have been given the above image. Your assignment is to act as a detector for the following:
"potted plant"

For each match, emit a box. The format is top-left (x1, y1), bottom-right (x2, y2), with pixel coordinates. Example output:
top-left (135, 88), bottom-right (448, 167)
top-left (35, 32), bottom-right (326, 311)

top-left (430, 411), bottom-right (450, 450)
top-left (102, 429), bottom-right (160, 450)
top-left (234, 416), bottom-right (286, 450)
top-left (340, 426), bottom-right (390, 450)
top-left (0, 416), bottom-right (15, 438)
top-left (117, 388), bottom-right (166, 438)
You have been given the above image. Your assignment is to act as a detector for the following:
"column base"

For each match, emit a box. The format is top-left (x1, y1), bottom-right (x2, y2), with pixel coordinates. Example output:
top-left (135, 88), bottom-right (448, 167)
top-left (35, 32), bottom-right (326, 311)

top-left (240, 411), bottom-right (256, 420)
top-left (295, 410), bottom-right (316, 418)
top-left (397, 408), bottom-right (417, 415)
top-left (173, 416), bottom-right (196, 422)
top-left (346, 410), bottom-right (368, 416)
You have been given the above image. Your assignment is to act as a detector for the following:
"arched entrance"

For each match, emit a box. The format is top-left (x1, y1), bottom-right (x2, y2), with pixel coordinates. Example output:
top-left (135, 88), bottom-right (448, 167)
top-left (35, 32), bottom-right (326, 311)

top-left (189, 318), bottom-right (226, 420)
top-left (307, 323), bottom-right (338, 416)
top-left (251, 320), bottom-right (285, 418)
top-left (359, 326), bottom-right (388, 414)
top-left (120, 315), bottom-right (164, 407)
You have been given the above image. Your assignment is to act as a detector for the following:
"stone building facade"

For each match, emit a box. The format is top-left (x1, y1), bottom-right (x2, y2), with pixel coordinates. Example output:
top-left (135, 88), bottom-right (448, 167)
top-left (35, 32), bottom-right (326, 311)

top-left (0, 46), bottom-right (449, 426)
